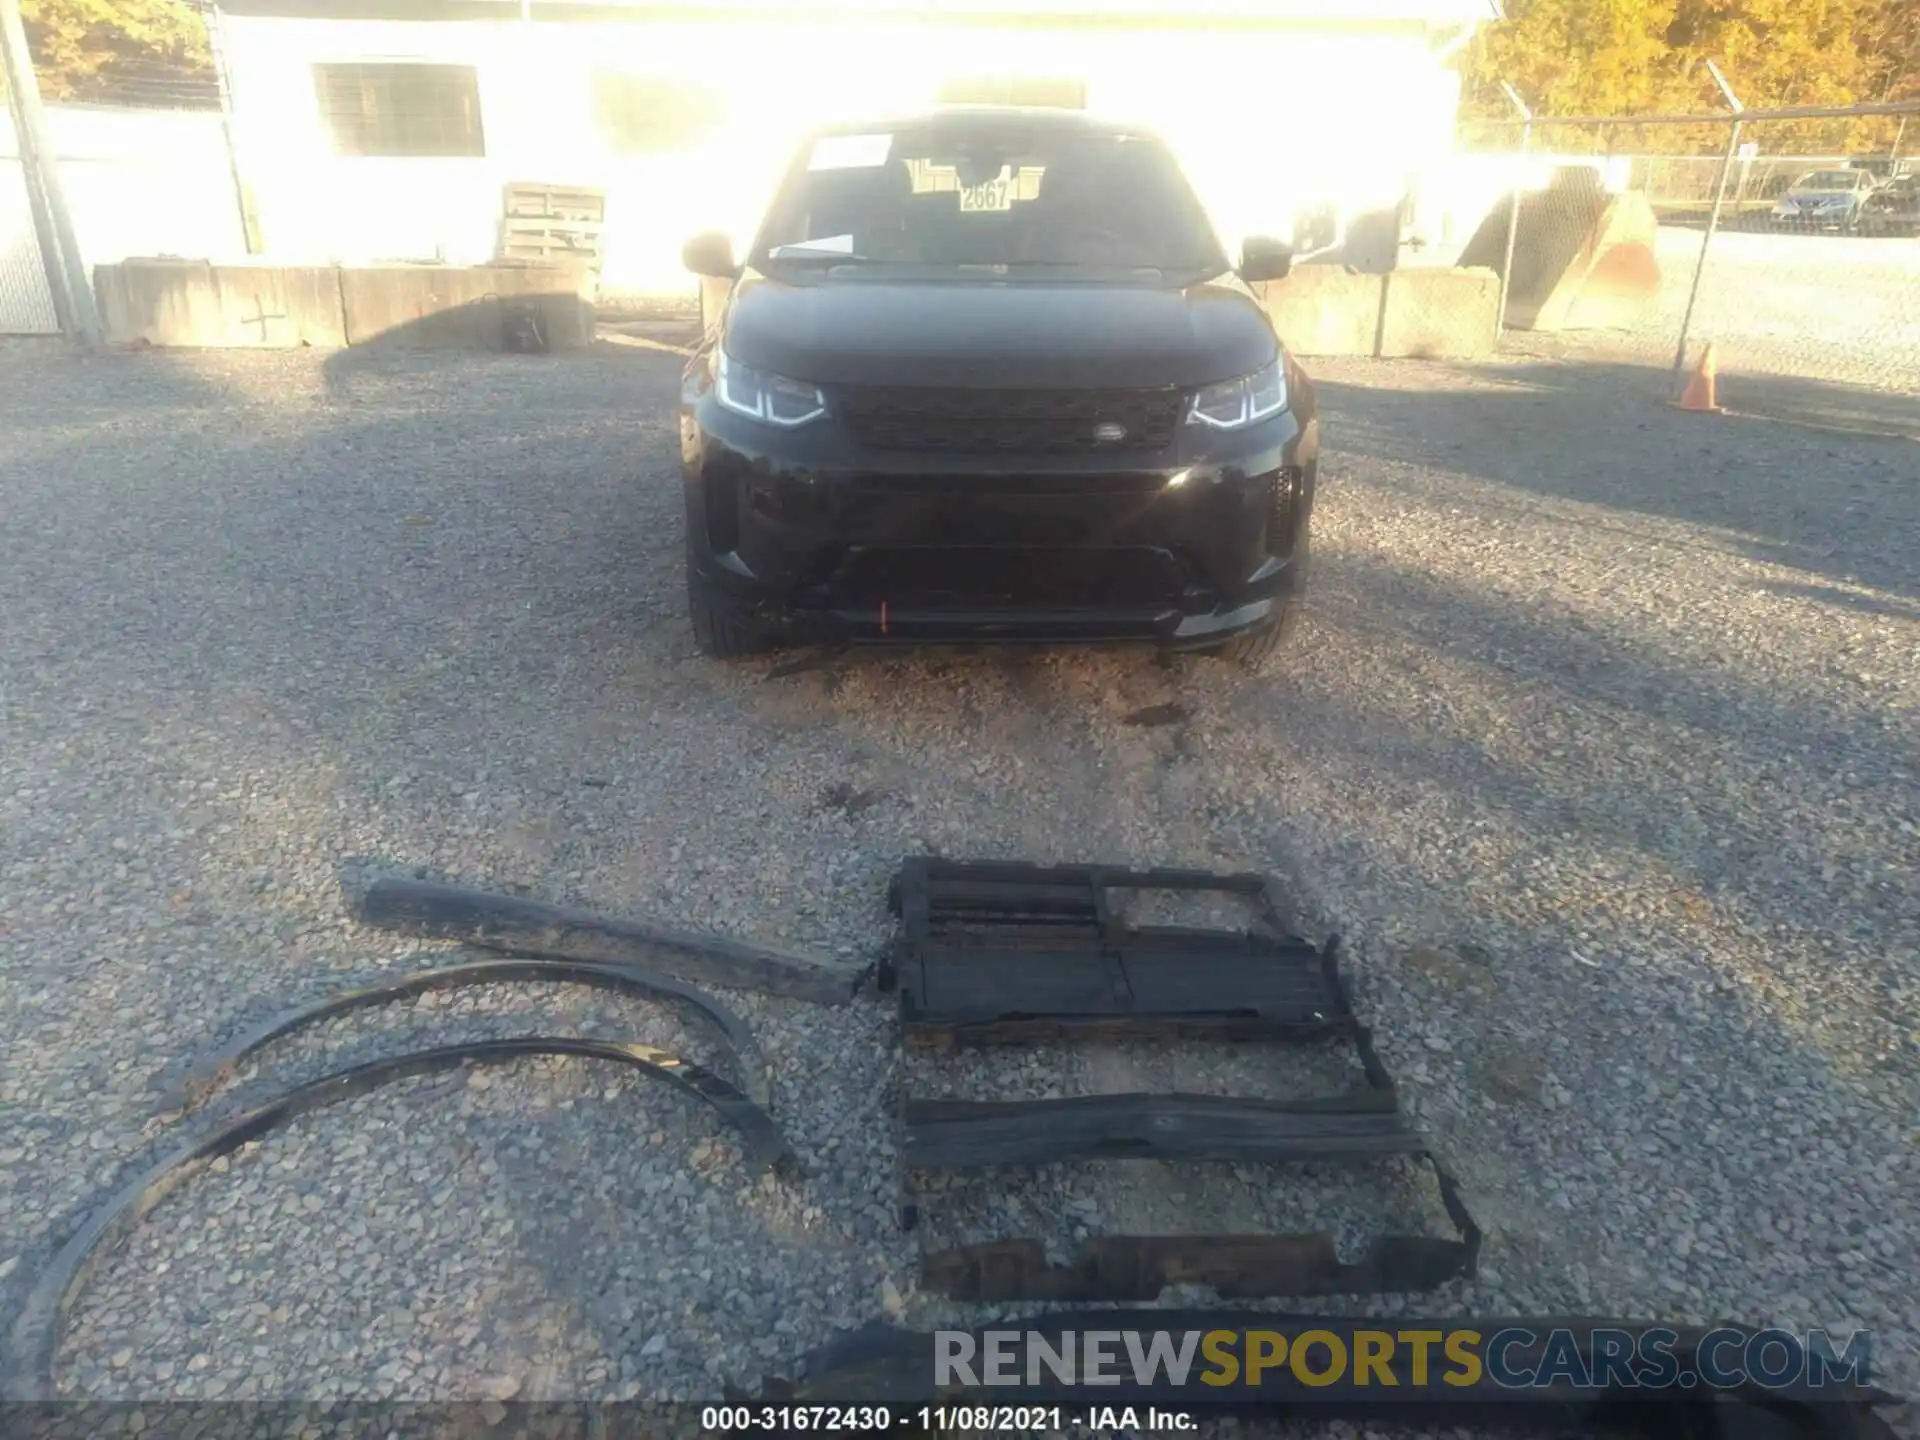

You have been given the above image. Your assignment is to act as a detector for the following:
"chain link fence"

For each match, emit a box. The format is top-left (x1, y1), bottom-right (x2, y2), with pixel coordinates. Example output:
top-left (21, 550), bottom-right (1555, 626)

top-left (1454, 101), bottom-right (1920, 415)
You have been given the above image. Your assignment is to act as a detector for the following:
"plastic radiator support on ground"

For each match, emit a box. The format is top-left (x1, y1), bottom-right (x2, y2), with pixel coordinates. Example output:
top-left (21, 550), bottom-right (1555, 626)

top-left (880, 857), bottom-right (1481, 1303)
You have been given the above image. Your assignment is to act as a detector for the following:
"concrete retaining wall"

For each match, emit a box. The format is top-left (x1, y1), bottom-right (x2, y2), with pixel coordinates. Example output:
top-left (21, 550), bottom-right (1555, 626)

top-left (340, 265), bottom-right (595, 349)
top-left (1378, 266), bottom-right (1500, 359)
top-left (1258, 263), bottom-right (1499, 359)
top-left (1258, 267), bottom-right (1386, 357)
top-left (95, 261), bottom-right (347, 348)
top-left (96, 256), bottom-right (1497, 359)
top-left (96, 260), bottom-right (594, 350)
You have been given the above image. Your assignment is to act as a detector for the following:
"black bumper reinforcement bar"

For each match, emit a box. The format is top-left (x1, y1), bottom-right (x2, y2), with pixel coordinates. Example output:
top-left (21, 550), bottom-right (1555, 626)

top-left (354, 874), bottom-right (869, 1005)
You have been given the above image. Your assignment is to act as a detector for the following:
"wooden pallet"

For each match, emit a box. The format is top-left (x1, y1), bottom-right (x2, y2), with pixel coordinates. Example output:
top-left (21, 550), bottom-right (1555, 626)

top-left (497, 181), bottom-right (607, 271)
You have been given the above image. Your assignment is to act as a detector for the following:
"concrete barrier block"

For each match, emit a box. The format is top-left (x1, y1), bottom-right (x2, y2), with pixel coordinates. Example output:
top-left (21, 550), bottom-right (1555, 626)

top-left (209, 267), bottom-right (347, 347)
top-left (1378, 266), bottom-right (1500, 359)
top-left (338, 267), bottom-right (501, 348)
top-left (97, 260), bottom-right (593, 350)
top-left (485, 264), bottom-right (597, 349)
top-left (1256, 266), bottom-right (1384, 357)
top-left (340, 264), bottom-right (594, 349)
top-left (97, 260), bottom-right (221, 347)
top-left (96, 261), bottom-right (347, 348)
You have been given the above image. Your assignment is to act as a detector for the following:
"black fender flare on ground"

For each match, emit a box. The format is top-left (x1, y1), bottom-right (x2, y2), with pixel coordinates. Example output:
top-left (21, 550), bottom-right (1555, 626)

top-left (2, 1037), bottom-right (792, 1402)
top-left (156, 956), bottom-right (774, 1112)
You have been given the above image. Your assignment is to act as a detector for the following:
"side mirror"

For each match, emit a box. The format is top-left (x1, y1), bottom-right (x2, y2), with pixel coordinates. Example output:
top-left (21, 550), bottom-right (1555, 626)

top-left (682, 231), bottom-right (739, 279)
top-left (1239, 235), bottom-right (1293, 283)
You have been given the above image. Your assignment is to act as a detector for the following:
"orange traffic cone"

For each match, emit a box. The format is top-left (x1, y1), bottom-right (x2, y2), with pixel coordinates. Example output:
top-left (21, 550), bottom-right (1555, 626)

top-left (1675, 342), bottom-right (1721, 412)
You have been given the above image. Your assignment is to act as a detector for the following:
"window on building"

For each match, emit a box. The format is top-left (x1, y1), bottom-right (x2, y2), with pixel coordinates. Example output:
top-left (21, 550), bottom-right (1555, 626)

top-left (592, 74), bottom-right (726, 155)
top-left (937, 76), bottom-right (1088, 110)
top-left (313, 63), bottom-right (486, 157)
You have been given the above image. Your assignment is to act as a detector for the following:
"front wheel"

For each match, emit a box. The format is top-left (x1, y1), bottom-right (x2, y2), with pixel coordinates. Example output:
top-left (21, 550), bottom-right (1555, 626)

top-left (1208, 526), bottom-right (1310, 670)
top-left (687, 572), bottom-right (772, 659)
top-left (1214, 597), bottom-right (1302, 669)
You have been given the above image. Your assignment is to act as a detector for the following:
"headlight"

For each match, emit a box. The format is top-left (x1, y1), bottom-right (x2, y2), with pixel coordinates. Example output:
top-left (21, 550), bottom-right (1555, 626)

top-left (714, 349), bottom-right (827, 427)
top-left (1188, 358), bottom-right (1287, 429)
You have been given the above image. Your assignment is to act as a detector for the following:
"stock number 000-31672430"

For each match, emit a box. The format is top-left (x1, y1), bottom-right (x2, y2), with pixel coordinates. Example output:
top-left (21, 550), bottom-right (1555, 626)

top-left (699, 1405), bottom-right (1076, 1432)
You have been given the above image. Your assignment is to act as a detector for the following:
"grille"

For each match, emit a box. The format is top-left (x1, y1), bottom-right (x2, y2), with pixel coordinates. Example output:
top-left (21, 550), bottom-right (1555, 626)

top-left (849, 472), bottom-right (1172, 496)
top-left (835, 546), bottom-right (1188, 608)
top-left (835, 386), bottom-right (1186, 455)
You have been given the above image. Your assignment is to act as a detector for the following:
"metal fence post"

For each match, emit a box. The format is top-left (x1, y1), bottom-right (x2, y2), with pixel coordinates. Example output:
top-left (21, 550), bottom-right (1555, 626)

top-left (1496, 82), bottom-right (1531, 337)
top-left (1671, 61), bottom-right (1743, 386)
top-left (2, 66), bottom-right (72, 335)
top-left (204, 4), bottom-right (260, 254)
top-left (1, 0), bottom-right (96, 343)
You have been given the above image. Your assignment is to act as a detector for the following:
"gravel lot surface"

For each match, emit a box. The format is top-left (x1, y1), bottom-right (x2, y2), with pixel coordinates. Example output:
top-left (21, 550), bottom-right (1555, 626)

top-left (0, 339), bottom-right (1915, 1434)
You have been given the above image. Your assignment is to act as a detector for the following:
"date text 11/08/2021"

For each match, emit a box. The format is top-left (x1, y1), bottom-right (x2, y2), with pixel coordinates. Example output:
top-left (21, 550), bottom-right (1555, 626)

top-left (699, 1406), bottom-right (1195, 1432)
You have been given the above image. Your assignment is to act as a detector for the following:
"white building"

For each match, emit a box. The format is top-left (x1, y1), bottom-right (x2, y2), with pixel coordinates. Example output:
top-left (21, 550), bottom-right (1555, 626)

top-left (211, 0), bottom-right (1501, 299)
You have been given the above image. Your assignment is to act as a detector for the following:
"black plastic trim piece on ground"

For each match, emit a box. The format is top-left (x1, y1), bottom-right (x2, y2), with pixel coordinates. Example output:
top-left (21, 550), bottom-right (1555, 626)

top-left (901, 1084), bottom-right (1482, 1301)
top-left (902, 1089), bottom-right (1418, 1169)
top-left (883, 854), bottom-right (1344, 1043)
top-left (887, 856), bottom-right (1481, 1304)
top-left (156, 956), bottom-right (772, 1112)
top-left (918, 1160), bottom-right (1481, 1302)
top-left (755, 1312), bottom-right (1901, 1438)
top-left (1, 1038), bottom-right (792, 1402)
top-left (353, 874), bottom-right (869, 1004)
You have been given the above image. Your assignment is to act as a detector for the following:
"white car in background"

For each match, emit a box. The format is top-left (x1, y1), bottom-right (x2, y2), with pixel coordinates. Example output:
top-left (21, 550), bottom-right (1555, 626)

top-left (1768, 168), bottom-right (1878, 231)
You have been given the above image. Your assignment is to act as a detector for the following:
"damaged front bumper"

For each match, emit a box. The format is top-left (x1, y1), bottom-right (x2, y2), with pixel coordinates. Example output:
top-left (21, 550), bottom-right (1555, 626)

top-left (683, 398), bottom-right (1316, 651)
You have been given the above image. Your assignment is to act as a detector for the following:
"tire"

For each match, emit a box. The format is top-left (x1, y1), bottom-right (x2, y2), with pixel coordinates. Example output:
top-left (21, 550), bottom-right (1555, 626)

top-left (1215, 596), bottom-right (1301, 669)
top-left (687, 572), bottom-right (772, 658)
top-left (1210, 523), bottom-right (1310, 671)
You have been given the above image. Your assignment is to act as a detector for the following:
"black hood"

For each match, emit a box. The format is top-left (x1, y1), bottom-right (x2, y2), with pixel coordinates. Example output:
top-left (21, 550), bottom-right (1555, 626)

top-left (721, 271), bottom-right (1279, 390)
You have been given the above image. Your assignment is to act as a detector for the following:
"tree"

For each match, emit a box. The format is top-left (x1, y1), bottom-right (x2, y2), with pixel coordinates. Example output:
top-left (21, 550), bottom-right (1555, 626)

top-left (1460, 0), bottom-right (1915, 149)
top-left (1463, 0), bottom-right (1684, 118)
top-left (18, 0), bottom-right (214, 105)
top-left (1857, 0), bottom-right (1920, 100)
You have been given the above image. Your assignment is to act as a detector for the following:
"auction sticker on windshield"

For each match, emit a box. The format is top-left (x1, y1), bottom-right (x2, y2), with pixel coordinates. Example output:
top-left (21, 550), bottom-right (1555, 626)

top-left (959, 175), bottom-right (1015, 212)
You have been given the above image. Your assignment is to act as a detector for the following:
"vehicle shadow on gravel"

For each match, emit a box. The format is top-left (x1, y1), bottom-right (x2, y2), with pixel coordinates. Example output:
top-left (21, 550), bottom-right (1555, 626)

top-left (1303, 361), bottom-right (1914, 1019)
top-left (1290, 547), bottom-right (1914, 1009)
top-left (1315, 361), bottom-right (1920, 599)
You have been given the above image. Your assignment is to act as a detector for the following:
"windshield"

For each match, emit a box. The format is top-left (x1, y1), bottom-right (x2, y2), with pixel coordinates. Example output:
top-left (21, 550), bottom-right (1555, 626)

top-left (751, 120), bottom-right (1229, 275)
top-left (1795, 170), bottom-right (1865, 191)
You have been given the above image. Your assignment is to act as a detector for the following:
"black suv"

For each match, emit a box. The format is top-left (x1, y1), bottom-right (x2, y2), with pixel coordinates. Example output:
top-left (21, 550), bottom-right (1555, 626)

top-left (678, 107), bottom-right (1318, 665)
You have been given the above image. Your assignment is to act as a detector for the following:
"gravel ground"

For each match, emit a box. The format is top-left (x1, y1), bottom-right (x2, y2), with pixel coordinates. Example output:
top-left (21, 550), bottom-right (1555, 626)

top-left (0, 338), bottom-right (1915, 1433)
